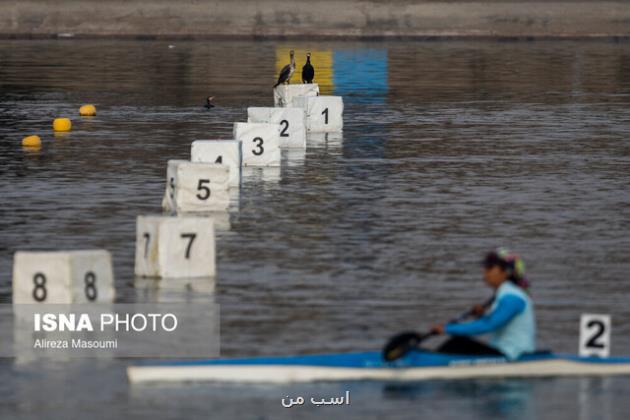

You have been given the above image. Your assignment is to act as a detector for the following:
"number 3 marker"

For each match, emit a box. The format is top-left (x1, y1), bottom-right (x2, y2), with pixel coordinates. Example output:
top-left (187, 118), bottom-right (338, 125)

top-left (252, 137), bottom-right (264, 156)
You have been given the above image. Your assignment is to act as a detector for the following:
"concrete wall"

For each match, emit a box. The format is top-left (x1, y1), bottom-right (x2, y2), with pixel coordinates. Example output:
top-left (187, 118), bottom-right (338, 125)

top-left (1, 0), bottom-right (629, 39)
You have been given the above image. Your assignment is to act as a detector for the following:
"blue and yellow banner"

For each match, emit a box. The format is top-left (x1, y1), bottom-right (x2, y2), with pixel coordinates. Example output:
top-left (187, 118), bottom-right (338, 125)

top-left (275, 46), bottom-right (388, 103)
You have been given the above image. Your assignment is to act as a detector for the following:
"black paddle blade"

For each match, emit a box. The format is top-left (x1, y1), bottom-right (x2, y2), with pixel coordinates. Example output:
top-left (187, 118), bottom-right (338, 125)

top-left (382, 332), bottom-right (424, 362)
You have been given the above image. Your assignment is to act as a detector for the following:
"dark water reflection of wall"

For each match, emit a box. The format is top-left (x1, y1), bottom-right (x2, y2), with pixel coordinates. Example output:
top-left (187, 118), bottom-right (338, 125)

top-left (387, 42), bottom-right (630, 103)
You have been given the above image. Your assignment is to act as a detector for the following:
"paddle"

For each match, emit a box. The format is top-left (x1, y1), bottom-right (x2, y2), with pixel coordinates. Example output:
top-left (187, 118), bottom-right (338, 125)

top-left (382, 297), bottom-right (495, 362)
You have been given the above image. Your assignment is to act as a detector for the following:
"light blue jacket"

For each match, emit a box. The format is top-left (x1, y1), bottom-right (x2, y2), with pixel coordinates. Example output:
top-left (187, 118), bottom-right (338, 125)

top-left (445, 281), bottom-right (536, 359)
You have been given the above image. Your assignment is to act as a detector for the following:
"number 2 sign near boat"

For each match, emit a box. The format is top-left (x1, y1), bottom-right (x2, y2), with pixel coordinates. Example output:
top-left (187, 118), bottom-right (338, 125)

top-left (579, 314), bottom-right (612, 358)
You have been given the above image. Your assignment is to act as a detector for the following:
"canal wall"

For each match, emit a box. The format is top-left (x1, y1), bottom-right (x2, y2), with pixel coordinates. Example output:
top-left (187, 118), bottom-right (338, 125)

top-left (1, 0), bottom-right (629, 39)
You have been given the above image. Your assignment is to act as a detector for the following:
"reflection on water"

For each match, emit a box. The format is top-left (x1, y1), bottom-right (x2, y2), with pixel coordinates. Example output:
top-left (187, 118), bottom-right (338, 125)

top-left (241, 166), bottom-right (282, 184)
top-left (383, 379), bottom-right (536, 419)
top-left (0, 39), bottom-right (630, 419)
top-left (274, 45), bottom-right (388, 102)
top-left (334, 49), bottom-right (388, 104)
top-left (133, 276), bottom-right (216, 303)
top-left (283, 148), bottom-right (306, 167)
top-left (275, 47), bottom-right (335, 94)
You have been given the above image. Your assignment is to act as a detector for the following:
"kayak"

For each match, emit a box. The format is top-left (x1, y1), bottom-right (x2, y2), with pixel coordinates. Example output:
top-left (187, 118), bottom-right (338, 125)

top-left (127, 350), bottom-right (630, 384)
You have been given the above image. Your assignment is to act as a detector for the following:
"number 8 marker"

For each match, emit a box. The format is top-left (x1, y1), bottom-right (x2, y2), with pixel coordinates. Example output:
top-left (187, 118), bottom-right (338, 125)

top-left (32, 273), bottom-right (47, 302)
top-left (84, 271), bottom-right (97, 301)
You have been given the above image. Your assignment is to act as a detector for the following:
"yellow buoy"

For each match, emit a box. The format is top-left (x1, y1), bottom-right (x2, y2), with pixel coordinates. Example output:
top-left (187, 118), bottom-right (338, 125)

top-left (22, 135), bottom-right (42, 148)
top-left (79, 104), bottom-right (96, 116)
top-left (53, 118), bottom-right (72, 132)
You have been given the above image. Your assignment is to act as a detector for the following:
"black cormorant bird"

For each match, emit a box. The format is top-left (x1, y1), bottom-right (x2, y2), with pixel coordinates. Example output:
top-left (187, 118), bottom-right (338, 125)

top-left (204, 96), bottom-right (215, 109)
top-left (274, 50), bottom-right (296, 88)
top-left (302, 52), bottom-right (314, 84)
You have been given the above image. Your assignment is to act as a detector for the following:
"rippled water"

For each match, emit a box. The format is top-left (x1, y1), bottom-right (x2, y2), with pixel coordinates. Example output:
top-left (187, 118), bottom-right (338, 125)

top-left (0, 39), bottom-right (629, 419)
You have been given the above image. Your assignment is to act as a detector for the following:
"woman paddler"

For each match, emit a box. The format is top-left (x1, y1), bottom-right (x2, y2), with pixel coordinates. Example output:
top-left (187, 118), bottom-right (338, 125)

top-left (431, 248), bottom-right (536, 360)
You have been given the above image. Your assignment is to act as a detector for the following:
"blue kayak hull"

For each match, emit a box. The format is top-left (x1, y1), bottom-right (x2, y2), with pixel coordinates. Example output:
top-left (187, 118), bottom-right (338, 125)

top-left (156, 350), bottom-right (630, 367)
top-left (128, 350), bottom-right (630, 383)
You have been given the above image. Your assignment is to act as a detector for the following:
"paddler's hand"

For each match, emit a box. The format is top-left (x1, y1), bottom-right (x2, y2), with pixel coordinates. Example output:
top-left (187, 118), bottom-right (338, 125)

top-left (430, 324), bottom-right (445, 335)
top-left (471, 304), bottom-right (487, 317)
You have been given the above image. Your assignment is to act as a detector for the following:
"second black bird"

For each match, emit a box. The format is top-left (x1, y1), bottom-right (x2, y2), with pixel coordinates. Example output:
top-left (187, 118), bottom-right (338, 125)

top-left (302, 52), bottom-right (314, 84)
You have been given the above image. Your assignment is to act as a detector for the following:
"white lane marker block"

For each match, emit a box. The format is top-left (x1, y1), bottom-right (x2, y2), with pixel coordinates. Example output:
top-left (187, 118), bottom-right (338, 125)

top-left (294, 95), bottom-right (344, 133)
top-left (134, 215), bottom-right (216, 279)
top-left (247, 107), bottom-right (306, 149)
top-left (191, 140), bottom-right (241, 188)
top-left (163, 161), bottom-right (231, 213)
top-left (176, 162), bottom-right (231, 213)
top-left (233, 122), bottom-right (281, 167)
top-left (12, 250), bottom-right (115, 304)
top-left (274, 83), bottom-right (319, 107)
top-left (162, 159), bottom-right (188, 213)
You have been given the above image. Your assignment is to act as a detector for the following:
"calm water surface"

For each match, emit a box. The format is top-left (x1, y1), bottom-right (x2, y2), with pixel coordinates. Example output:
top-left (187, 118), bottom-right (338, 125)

top-left (0, 39), bottom-right (629, 419)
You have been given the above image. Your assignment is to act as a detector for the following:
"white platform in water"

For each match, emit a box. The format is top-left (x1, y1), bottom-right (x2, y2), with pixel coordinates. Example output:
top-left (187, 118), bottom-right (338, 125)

top-left (191, 140), bottom-right (241, 188)
top-left (127, 350), bottom-right (630, 384)
top-left (134, 215), bottom-right (216, 279)
top-left (247, 107), bottom-right (306, 149)
top-left (161, 159), bottom-right (187, 213)
top-left (162, 160), bottom-right (231, 213)
top-left (233, 122), bottom-right (281, 167)
top-left (13, 250), bottom-right (115, 304)
top-left (294, 95), bottom-right (343, 133)
top-left (274, 84), bottom-right (319, 107)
